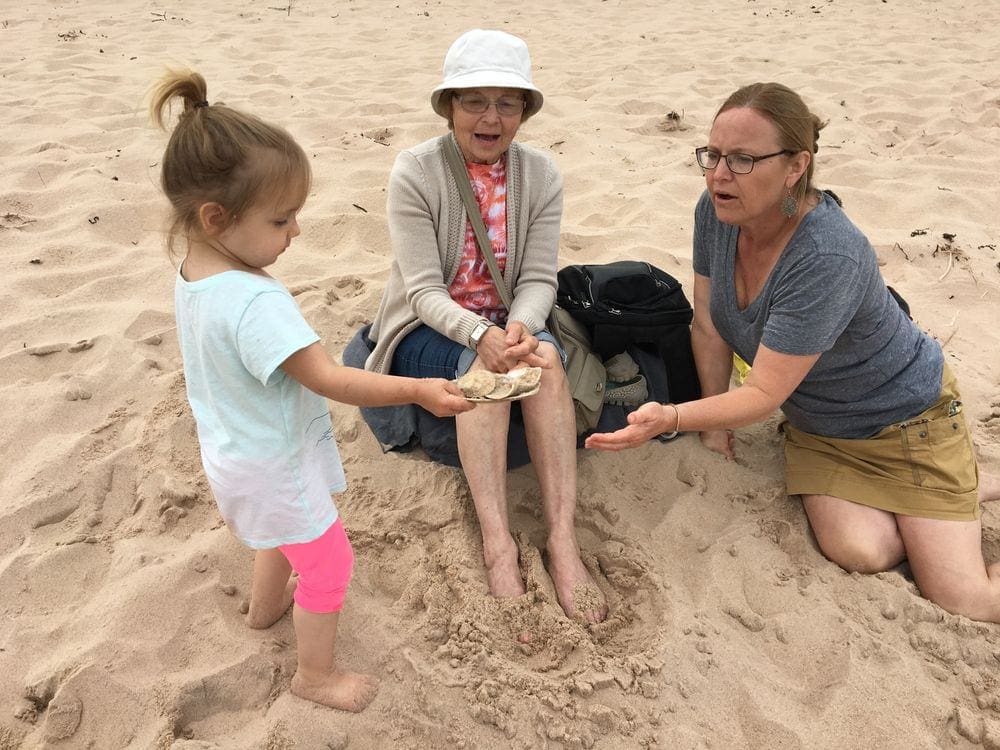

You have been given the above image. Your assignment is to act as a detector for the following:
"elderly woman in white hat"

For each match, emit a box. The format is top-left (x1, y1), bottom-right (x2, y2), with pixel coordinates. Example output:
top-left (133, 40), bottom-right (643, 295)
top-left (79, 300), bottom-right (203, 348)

top-left (356, 29), bottom-right (606, 625)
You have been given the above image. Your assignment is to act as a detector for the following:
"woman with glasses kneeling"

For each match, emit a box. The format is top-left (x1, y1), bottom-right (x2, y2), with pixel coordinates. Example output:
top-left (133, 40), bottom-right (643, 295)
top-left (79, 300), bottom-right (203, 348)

top-left (348, 29), bottom-right (606, 625)
top-left (587, 82), bottom-right (1000, 622)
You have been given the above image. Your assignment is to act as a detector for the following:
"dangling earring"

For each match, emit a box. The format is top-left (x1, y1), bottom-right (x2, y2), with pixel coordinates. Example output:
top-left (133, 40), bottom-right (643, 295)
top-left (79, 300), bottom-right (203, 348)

top-left (780, 189), bottom-right (798, 218)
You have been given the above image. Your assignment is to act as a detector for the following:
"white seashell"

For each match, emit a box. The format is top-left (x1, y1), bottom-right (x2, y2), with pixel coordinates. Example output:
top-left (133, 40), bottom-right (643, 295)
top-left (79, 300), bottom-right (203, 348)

top-left (456, 370), bottom-right (498, 398)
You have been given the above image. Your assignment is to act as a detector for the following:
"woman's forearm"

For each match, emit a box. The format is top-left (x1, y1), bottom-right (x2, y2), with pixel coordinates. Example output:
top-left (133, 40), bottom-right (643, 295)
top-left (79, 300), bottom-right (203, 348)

top-left (691, 320), bottom-right (734, 398)
top-left (671, 383), bottom-right (778, 433)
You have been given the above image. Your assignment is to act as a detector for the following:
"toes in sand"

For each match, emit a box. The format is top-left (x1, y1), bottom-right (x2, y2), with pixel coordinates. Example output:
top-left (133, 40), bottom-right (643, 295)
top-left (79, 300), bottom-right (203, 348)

top-left (547, 548), bottom-right (608, 625)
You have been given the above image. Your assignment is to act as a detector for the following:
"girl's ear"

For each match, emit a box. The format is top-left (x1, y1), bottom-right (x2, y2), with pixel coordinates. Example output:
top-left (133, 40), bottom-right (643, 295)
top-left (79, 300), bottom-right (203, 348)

top-left (198, 202), bottom-right (232, 236)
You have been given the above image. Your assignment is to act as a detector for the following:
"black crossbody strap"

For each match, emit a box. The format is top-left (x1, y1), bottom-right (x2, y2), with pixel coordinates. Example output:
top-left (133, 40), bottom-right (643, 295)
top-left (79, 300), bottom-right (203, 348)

top-left (442, 135), bottom-right (514, 310)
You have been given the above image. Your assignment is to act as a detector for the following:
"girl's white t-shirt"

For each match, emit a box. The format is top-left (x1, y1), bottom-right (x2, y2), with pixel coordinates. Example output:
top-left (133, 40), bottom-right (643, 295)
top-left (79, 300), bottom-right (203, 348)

top-left (175, 269), bottom-right (345, 548)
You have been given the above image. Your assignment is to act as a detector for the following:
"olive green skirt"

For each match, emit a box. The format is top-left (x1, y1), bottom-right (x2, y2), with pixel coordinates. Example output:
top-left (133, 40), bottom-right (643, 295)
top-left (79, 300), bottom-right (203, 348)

top-left (783, 364), bottom-right (979, 521)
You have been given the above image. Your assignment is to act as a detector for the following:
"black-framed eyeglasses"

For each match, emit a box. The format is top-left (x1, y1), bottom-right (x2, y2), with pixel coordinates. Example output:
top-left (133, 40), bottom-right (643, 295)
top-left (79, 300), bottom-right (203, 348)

top-left (695, 147), bottom-right (793, 174)
top-left (454, 93), bottom-right (526, 117)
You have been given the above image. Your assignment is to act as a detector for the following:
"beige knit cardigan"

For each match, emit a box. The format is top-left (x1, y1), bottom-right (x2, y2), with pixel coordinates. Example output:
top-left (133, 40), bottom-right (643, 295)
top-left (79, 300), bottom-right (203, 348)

top-left (365, 133), bottom-right (564, 374)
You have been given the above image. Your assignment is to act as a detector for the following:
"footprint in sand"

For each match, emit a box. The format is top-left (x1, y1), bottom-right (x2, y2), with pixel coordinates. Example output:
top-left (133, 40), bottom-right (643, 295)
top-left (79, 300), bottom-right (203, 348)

top-left (157, 475), bottom-right (200, 529)
top-left (167, 654), bottom-right (285, 741)
top-left (2, 212), bottom-right (37, 229)
top-left (25, 338), bottom-right (94, 357)
top-left (326, 275), bottom-right (366, 302)
top-left (64, 385), bottom-right (93, 401)
top-left (41, 691), bottom-right (83, 743)
top-left (19, 663), bottom-right (145, 747)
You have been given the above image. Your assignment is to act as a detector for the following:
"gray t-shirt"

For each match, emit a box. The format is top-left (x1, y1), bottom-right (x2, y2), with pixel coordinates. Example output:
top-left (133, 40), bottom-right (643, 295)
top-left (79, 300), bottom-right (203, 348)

top-left (692, 190), bottom-right (942, 438)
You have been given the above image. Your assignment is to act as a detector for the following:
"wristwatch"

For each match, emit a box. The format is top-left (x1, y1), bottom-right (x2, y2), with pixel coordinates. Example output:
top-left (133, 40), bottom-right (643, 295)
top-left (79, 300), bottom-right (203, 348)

top-left (469, 319), bottom-right (494, 351)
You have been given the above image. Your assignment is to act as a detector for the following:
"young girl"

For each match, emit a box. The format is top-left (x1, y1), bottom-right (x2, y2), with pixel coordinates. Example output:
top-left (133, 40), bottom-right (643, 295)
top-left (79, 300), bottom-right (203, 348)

top-left (149, 69), bottom-right (474, 712)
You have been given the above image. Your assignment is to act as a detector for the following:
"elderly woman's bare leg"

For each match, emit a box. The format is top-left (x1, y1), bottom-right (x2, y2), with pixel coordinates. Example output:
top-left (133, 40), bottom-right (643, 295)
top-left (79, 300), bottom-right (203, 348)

top-left (801, 494), bottom-right (906, 573)
top-left (522, 344), bottom-right (608, 624)
top-left (897, 514), bottom-right (1000, 622)
top-left (456, 389), bottom-right (525, 600)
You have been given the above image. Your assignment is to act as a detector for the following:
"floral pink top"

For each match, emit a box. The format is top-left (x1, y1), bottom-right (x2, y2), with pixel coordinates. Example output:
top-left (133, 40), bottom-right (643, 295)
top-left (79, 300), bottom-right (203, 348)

top-left (448, 157), bottom-right (508, 324)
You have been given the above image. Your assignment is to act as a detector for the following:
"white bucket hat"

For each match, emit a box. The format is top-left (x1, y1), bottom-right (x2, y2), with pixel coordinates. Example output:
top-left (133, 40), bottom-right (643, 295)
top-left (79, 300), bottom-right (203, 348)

top-left (431, 29), bottom-right (544, 121)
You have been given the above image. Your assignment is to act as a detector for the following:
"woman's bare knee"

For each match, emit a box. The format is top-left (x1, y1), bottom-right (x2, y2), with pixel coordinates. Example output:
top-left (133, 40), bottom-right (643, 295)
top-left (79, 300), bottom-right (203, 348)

top-left (814, 534), bottom-right (904, 574)
top-left (802, 494), bottom-right (904, 573)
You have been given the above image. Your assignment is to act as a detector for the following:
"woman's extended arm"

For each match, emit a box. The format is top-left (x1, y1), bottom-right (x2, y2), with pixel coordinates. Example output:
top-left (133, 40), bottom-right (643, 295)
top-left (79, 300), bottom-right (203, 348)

top-left (584, 272), bottom-right (819, 454)
top-left (584, 343), bottom-right (818, 452)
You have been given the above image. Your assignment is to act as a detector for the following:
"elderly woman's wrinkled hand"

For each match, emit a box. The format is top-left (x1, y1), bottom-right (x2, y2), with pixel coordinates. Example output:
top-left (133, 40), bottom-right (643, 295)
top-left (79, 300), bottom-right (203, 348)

top-left (503, 320), bottom-right (550, 370)
top-left (477, 321), bottom-right (549, 372)
top-left (584, 402), bottom-right (667, 451)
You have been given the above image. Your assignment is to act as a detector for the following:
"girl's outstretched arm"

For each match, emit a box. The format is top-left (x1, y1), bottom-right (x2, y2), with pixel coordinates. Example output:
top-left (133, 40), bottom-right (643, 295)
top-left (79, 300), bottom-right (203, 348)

top-left (281, 342), bottom-right (474, 418)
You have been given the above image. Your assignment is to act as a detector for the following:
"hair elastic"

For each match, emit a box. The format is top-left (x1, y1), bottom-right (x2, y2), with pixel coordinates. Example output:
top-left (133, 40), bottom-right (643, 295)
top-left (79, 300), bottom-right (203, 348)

top-left (194, 100), bottom-right (209, 109)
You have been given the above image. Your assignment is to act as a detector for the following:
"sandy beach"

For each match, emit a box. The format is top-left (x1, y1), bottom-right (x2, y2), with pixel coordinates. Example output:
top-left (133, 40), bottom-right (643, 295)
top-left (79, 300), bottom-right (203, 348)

top-left (2, 0), bottom-right (1000, 747)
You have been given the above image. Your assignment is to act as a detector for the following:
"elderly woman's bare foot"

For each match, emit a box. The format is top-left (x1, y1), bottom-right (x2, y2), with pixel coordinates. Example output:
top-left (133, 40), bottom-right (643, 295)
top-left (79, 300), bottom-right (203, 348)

top-left (290, 669), bottom-right (379, 712)
top-left (246, 576), bottom-right (296, 630)
top-left (483, 538), bottom-right (532, 642)
top-left (546, 540), bottom-right (608, 624)
top-left (484, 537), bottom-right (527, 599)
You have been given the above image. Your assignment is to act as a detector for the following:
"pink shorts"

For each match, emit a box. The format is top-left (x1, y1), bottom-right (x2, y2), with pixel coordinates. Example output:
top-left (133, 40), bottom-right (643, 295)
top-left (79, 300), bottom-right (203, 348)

top-left (278, 517), bottom-right (354, 613)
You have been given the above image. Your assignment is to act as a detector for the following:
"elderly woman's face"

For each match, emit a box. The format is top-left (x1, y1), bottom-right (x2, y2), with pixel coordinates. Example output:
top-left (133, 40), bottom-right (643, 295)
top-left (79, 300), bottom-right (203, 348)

top-left (450, 87), bottom-right (525, 165)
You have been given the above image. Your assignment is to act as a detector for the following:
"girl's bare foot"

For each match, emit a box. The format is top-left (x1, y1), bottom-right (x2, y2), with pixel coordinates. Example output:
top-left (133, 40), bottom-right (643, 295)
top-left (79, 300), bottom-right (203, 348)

top-left (290, 669), bottom-right (379, 712)
top-left (246, 575), bottom-right (296, 629)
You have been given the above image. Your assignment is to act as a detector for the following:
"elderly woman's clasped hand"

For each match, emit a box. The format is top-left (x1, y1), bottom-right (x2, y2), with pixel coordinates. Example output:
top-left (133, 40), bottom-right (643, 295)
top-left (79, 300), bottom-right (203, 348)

top-left (474, 320), bottom-right (550, 373)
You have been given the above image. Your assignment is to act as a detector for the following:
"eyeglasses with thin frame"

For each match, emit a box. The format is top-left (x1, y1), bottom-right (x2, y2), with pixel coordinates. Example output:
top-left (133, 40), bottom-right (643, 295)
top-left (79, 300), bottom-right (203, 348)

top-left (695, 147), bottom-right (793, 174)
top-left (454, 93), bottom-right (526, 118)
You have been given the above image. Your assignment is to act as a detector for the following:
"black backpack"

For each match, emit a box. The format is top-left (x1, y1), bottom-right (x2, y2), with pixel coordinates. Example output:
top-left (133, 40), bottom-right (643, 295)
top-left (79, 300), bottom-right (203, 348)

top-left (556, 261), bottom-right (701, 404)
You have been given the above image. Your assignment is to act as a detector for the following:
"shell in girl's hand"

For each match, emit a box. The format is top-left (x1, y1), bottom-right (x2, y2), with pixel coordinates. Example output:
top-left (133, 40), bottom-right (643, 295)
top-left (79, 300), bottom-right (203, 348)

top-left (455, 367), bottom-right (542, 402)
top-left (455, 370), bottom-right (497, 399)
